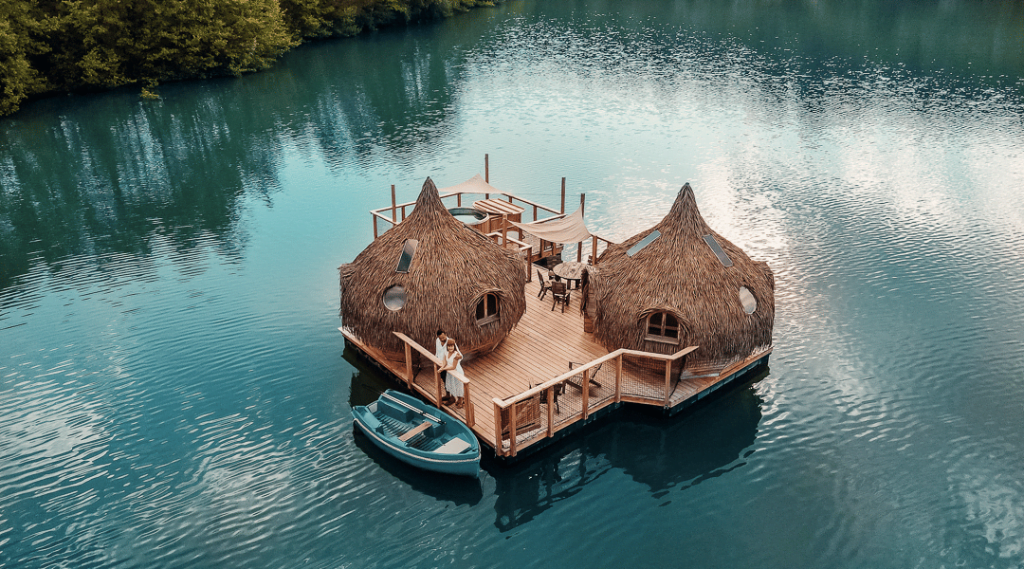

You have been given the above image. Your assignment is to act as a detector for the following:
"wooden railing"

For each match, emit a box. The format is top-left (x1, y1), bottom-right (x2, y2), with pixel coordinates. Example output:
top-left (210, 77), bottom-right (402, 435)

top-left (370, 190), bottom-right (563, 238)
top-left (492, 345), bottom-right (699, 457)
top-left (392, 332), bottom-right (475, 428)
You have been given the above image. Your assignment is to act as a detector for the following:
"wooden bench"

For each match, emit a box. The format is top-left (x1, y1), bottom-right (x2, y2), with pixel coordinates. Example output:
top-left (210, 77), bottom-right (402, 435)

top-left (398, 421), bottom-right (432, 442)
top-left (436, 437), bottom-right (472, 454)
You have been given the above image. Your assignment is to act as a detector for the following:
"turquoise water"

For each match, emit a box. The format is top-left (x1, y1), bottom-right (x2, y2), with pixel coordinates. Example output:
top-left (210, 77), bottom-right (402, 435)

top-left (2, 1), bottom-right (1023, 567)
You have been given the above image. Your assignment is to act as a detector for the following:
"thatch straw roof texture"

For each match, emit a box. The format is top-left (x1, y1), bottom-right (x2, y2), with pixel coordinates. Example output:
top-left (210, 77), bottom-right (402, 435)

top-left (339, 178), bottom-right (527, 358)
top-left (587, 184), bottom-right (774, 362)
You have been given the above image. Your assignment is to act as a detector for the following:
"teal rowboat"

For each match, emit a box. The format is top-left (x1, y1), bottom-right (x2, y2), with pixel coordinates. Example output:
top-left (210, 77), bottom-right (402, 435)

top-left (353, 390), bottom-right (481, 477)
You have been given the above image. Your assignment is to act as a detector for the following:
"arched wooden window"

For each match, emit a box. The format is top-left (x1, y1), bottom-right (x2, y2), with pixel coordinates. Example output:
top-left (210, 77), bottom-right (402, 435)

top-left (646, 311), bottom-right (680, 344)
top-left (476, 293), bottom-right (500, 325)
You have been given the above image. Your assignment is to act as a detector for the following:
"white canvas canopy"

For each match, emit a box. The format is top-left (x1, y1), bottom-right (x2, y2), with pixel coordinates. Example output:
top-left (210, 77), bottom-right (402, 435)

top-left (438, 174), bottom-right (502, 196)
top-left (508, 206), bottom-right (591, 244)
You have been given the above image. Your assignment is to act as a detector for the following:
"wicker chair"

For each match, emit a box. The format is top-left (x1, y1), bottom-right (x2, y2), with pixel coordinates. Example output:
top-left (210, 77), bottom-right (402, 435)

top-left (550, 281), bottom-right (571, 312)
top-left (536, 268), bottom-right (552, 299)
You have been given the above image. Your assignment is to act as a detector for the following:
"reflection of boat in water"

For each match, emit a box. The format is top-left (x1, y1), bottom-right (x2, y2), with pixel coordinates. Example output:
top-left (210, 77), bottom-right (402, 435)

top-left (492, 368), bottom-right (766, 530)
top-left (351, 428), bottom-right (483, 505)
top-left (353, 389), bottom-right (481, 476)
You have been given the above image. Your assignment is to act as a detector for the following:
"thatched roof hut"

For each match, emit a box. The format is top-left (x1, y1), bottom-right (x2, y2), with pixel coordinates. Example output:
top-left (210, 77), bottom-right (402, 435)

top-left (585, 183), bottom-right (774, 364)
top-left (340, 177), bottom-right (527, 358)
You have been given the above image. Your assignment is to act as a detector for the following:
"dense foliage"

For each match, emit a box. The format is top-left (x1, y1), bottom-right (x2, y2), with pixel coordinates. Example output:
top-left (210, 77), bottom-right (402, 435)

top-left (0, 0), bottom-right (493, 116)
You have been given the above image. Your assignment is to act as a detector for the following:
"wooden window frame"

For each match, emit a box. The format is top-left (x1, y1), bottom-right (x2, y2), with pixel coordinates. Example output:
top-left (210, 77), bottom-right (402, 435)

top-left (645, 311), bottom-right (680, 345)
top-left (476, 293), bottom-right (500, 326)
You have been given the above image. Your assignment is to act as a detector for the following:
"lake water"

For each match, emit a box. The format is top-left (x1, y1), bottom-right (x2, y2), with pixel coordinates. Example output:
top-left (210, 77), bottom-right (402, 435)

top-left (2, 1), bottom-right (1023, 567)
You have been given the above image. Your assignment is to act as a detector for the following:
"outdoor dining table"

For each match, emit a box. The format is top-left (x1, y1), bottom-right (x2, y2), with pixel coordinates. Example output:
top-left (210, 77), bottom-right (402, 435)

top-left (552, 261), bottom-right (586, 289)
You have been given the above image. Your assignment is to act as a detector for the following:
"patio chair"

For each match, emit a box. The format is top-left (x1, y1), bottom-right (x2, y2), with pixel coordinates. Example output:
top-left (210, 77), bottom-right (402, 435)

top-left (568, 361), bottom-right (603, 390)
top-left (536, 268), bottom-right (552, 299)
top-left (550, 281), bottom-right (571, 312)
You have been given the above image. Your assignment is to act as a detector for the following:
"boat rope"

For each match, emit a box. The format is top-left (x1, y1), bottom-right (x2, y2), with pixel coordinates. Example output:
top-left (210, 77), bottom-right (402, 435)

top-left (381, 392), bottom-right (446, 424)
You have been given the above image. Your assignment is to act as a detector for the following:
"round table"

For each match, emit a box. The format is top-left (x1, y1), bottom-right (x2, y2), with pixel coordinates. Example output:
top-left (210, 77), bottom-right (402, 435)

top-left (552, 261), bottom-right (586, 289)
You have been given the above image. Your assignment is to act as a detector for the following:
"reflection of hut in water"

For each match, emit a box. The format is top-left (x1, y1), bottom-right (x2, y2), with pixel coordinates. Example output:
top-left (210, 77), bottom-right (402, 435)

top-left (583, 183), bottom-right (774, 368)
top-left (339, 177), bottom-right (527, 359)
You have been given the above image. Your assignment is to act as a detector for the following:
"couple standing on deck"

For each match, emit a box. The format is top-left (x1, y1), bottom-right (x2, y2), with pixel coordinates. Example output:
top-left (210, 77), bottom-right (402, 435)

top-left (435, 329), bottom-right (465, 408)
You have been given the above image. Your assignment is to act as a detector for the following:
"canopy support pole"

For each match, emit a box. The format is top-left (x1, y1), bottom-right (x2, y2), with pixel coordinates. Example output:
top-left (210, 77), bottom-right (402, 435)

top-left (560, 178), bottom-right (566, 214)
top-left (577, 194), bottom-right (586, 262)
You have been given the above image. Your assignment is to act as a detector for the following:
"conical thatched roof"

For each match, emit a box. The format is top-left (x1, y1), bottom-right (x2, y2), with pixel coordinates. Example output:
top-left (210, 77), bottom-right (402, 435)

top-left (586, 184), bottom-right (774, 362)
top-left (340, 178), bottom-right (527, 358)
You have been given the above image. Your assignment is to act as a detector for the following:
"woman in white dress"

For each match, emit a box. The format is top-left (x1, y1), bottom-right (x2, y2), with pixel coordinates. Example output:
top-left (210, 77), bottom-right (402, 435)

top-left (440, 339), bottom-right (465, 408)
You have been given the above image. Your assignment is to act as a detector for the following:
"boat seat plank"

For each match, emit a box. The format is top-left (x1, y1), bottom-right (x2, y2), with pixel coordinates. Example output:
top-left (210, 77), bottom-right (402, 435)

top-left (398, 421), bottom-right (432, 442)
top-left (436, 437), bottom-right (472, 454)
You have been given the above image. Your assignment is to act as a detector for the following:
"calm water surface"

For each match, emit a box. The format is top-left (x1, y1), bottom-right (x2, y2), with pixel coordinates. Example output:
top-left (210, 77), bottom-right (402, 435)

top-left (2, 1), bottom-right (1023, 567)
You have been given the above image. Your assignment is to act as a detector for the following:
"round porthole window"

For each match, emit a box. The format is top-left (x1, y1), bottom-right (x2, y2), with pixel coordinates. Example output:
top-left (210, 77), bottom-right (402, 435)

top-left (383, 285), bottom-right (407, 311)
top-left (738, 286), bottom-right (757, 314)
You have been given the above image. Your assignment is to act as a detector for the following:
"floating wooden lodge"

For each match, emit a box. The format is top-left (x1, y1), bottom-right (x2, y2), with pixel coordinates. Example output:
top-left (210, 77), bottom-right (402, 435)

top-left (339, 163), bottom-right (773, 460)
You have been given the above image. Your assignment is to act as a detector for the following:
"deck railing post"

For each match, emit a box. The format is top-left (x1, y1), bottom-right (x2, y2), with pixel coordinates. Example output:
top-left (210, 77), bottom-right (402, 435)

top-left (546, 387), bottom-right (555, 437)
top-left (464, 381), bottom-right (474, 427)
top-left (391, 185), bottom-right (396, 225)
top-left (493, 400), bottom-right (504, 457)
top-left (663, 359), bottom-right (672, 407)
top-left (404, 342), bottom-right (413, 387)
top-left (615, 354), bottom-right (622, 403)
top-left (582, 369), bottom-right (590, 420)
top-left (434, 365), bottom-right (443, 407)
top-left (592, 234), bottom-right (598, 265)
top-left (533, 204), bottom-right (538, 221)
top-left (401, 205), bottom-right (407, 221)
top-left (372, 214), bottom-right (378, 239)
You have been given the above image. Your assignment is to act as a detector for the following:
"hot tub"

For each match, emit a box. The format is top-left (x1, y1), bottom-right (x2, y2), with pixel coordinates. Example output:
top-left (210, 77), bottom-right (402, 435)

top-left (448, 208), bottom-right (488, 226)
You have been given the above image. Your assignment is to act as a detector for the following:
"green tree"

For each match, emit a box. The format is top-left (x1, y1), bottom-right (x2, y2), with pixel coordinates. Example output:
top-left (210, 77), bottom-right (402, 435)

top-left (0, 0), bottom-right (49, 115)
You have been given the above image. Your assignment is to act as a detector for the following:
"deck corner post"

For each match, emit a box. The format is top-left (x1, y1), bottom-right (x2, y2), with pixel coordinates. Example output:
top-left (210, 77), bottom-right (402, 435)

top-left (391, 185), bottom-right (396, 224)
top-left (464, 381), bottom-right (474, 427)
top-left (372, 214), bottom-right (378, 239)
top-left (663, 359), bottom-right (672, 407)
top-left (485, 153), bottom-right (489, 183)
top-left (509, 400), bottom-right (518, 457)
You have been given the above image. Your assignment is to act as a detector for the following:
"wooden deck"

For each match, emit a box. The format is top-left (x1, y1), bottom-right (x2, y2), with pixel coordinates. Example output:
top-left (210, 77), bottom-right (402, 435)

top-left (341, 267), bottom-right (771, 459)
